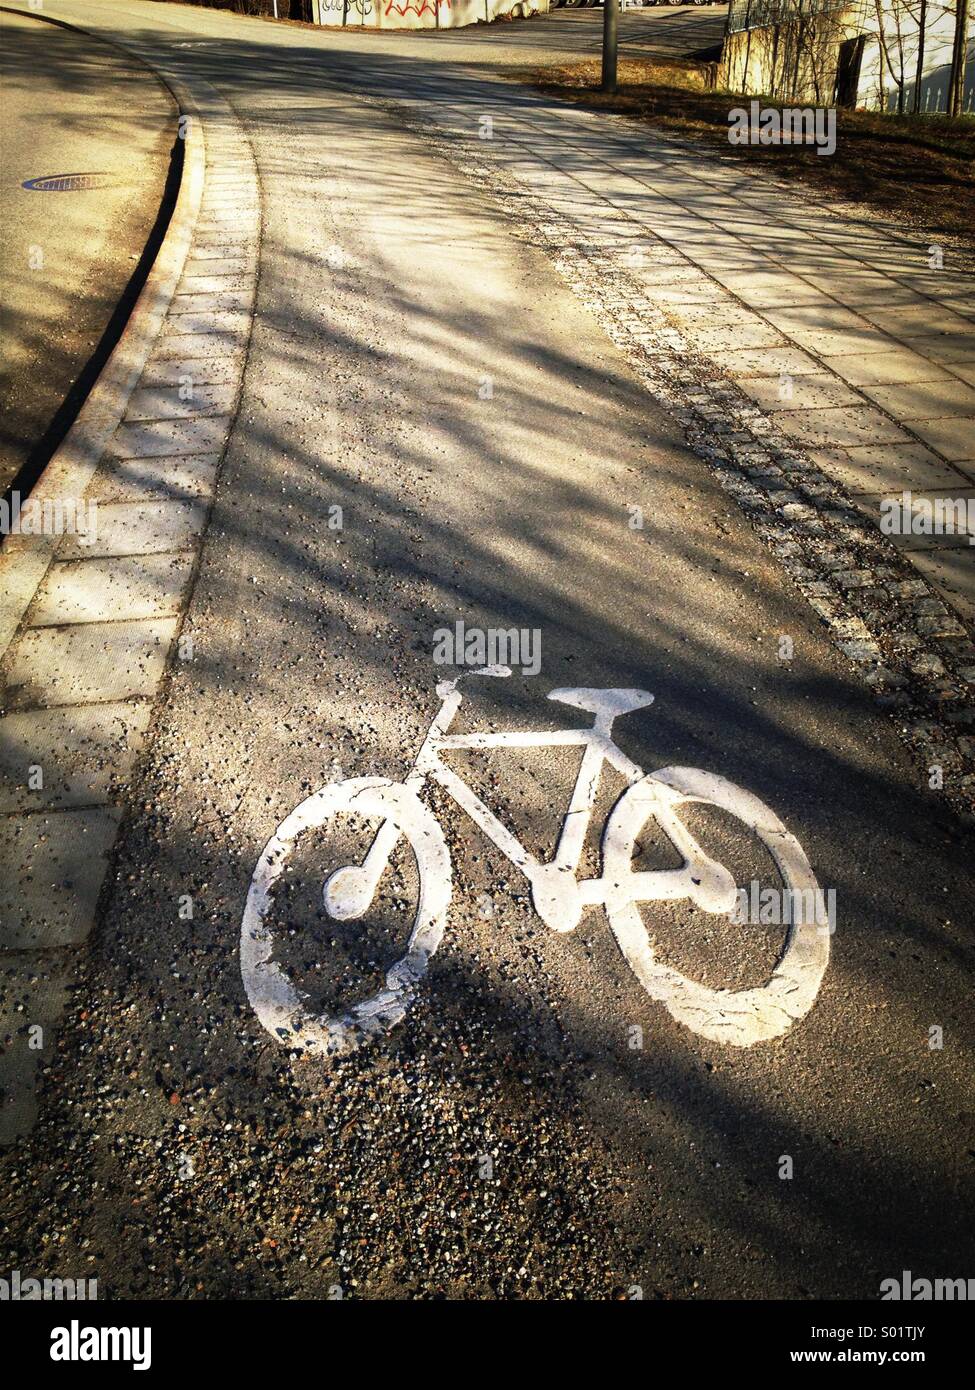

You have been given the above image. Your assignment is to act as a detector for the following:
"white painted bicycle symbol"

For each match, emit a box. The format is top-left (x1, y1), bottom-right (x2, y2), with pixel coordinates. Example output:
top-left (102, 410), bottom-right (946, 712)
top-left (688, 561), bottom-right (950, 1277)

top-left (241, 667), bottom-right (830, 1054)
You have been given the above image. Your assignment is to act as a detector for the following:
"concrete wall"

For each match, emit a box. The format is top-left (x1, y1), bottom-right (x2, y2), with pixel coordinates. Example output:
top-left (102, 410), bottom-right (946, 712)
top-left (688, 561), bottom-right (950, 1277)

top-left (721, 14), bottom-right (865, 103)
top-left (311, 0), bottom-right (549, 27)
top-left (719, 2), bottom-right (975, 111)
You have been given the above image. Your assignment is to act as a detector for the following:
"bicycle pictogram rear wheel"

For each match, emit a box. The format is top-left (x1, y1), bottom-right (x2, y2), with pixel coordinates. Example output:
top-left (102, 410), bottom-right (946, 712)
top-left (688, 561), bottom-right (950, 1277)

top-left (241, 777), bottom-right (451, 1055)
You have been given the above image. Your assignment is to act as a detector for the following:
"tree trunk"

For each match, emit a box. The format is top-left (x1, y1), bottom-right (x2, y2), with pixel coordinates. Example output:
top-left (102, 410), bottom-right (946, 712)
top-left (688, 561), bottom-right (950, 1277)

top-left (913, 0), bottom-right (927, 114)
top-left (948, 0), bottom-right (971, 116)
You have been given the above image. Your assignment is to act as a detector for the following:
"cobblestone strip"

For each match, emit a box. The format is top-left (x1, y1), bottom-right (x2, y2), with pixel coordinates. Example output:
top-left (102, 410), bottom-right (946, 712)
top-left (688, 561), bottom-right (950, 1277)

top-left (0, 73), bottom-right (259, 1143)
top-left (385, 89), bottom-right (975, 823)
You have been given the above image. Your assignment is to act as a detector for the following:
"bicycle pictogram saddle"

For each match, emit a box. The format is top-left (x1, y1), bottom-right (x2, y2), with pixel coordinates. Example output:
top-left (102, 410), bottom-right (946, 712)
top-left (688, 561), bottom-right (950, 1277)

top-left (547, 688), bottom-right (655, 719)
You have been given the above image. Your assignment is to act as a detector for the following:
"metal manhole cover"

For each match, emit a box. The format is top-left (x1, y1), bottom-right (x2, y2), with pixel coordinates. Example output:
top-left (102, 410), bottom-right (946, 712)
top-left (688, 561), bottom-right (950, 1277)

top-left (22, 172), bottom-right (112, 192)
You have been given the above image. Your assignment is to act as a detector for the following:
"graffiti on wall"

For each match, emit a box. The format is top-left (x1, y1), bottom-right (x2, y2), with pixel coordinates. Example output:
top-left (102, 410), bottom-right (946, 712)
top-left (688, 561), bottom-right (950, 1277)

top-left (314, 0), bottom-right (547, 27)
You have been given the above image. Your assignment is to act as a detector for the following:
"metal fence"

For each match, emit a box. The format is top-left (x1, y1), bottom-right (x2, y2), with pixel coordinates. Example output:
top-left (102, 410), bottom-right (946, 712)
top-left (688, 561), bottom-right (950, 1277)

top-left (725, 0), bottom-right (857, 32)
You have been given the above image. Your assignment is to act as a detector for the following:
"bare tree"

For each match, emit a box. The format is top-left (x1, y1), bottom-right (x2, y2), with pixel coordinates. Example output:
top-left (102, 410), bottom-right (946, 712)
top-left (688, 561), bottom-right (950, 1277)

top-left (871, 0), bottom-right (911, 110)
top-left (947, 0), bottom-right (971, 114)
top-left (912, 0), bottom-right (929, 108)
top-left (865, 0), bottom-right (965, 114)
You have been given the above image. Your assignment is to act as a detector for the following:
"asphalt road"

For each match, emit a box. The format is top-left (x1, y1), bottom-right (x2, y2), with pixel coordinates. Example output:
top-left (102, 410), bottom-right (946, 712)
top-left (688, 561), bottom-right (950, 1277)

top-left (0, 6), bottom-right (176, 494)
top-left (0, 0), bottom-right (972, 1301)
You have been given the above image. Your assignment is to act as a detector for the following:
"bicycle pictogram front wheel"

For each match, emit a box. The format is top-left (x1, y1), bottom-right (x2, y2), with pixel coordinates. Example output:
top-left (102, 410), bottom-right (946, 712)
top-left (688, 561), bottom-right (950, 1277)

top-left (602, 766), bottom-right (830, 1046)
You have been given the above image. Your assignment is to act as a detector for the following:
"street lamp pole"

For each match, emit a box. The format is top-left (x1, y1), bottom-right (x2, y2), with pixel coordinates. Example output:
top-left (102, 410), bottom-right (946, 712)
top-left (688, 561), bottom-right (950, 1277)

top-left (601, 0), bottom-right (619, 94)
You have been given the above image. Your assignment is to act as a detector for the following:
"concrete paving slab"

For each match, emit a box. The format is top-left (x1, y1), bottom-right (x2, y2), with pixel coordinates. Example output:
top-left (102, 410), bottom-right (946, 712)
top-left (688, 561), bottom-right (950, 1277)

top-left (55, 501), bottom-right (207, 559)
top-left (162, 311), bottom-right (249, 337)
top-left (827, 283), bottom-right (928, 308)
top-left (668, 302), bottom-right (774, 329)
top-left (910, 548), bottom-right (975, 623)
top-left (5, 619), bottom-right (178, 708)
top-left (706, 346), bottom-right (824, 378)
top-left (181, 267), bottom-right (251, 289)
top-left (29, 552), bottom-right (194, 625)
top-left (736, 373), bottom-right (863, 412)
top-left (87, 452), bottom-right (221, 502)
top-left (710, 274), bottom-right (834, 308)
top-left (779, 326), bottom-right (892, 358)
top-left (904, 335), bottom-right (975, 364)
top-left (170, 291), bottom-right (250, 315)
top-left (680, 323), bottom-right (786, 351)
top-left (181, 242), bottom-right (255, 260)
top-left (772, 406), bottom-right (913, 449)
top-left (0, 546), bottom-right (50, 658)
top-left (0, 807), bottom-right (121, 949)
top-left (0, 951), bottom-right (72, 1144)
top-left (820, 350), bottom-right (953, 386)
top-left (858, 380), bottom-right (975, 419)
top-left (859, 303), bottom-right (973, 336)
top-left (152, 331), bottom-right (246, 360)
top-left (0, 701), bottom-right (153, 811)
top-left (638, 284), bottom-right (721, 305)
top-left (807, 443), bottom-right (974, 494)
top-left (849, 488), bottom-right (975, 549)
top-left (125, 383), bottom-right (237, 420)
top-left (110, 417), bottom-right (231, 458)
top-left (139, 353), bottom-right (243, 386)
top-left (902, 416), bottom-right (975, 463)
top-left (894, 273), bottom-right (972, 298)
top-left (764, 304), bottom-right (871, 334)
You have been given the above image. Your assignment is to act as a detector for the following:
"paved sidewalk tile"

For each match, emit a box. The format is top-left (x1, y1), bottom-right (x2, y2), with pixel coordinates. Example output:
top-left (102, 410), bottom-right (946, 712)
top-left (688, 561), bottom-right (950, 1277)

top-left (682, 323), bottom-right (786, 351)
top-left (0, 702), bottom-right (153, 812)
top-left (88, 452), bottom-right (222, 502)
top-left (0, 808), bottom-right (121, 949)
top-left (153, 331), bottom-right (246, 360)
top-left (29, 553), bottom-right (194, 625)
top-left (707, 346), bottom-right (824, 378)
top-left (772, 406), bottom-right (912, 448)
top-left (183, 243), bottom-right (255, 261)
top-left (850, 489), bottom-right (975, 549)
top-left (903, 416), bottom-right (975, 463)
top-left (55, 501), bottom-right (207, 559)
top-left (736, 373), bottom-right (863, 412)
top-left (125, 383), bottom-right (237, 420)
top-left (180, 271), bottom-right (251, 292)
top-left (139, 354), bottom-right (243, 387)
top-left (170, 291), bottom-right (251, 315)
top-left (111, 417), bottom-right (231, 459)
top-left (807, 444), bottom-right (973, 494)
top-left (911, 549), bottom-right (975, 623)
top-left (858, 380), bottom-right (975, 418)
top-left (777, 326), bottom-right (891, 358)
top-left (0, 548), bottom-right (50, 657)
top-left (6, 619), bottom-right (178, 708)
top-left (859, 303), bottom-right (973, 336)
top-left (764, 304), bottom-right (873, 335)
top-left (820, 351), bottom-right (953, 387)
top-left (0, 952), bottom-right (72, 1143)
top-left (162, 311), bottom-right (250, 337)
top-left (904, 334), bottom-right (975, 364)
top-left (636, 284), bottom-right (717, 305)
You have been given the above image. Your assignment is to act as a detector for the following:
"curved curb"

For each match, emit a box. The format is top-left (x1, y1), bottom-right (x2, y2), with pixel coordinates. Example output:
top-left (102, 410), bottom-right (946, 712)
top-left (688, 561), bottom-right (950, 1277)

top-left (0, 8), bottom-right (262, 1144)
top-left (0, 10), bottom-right (206, 657)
